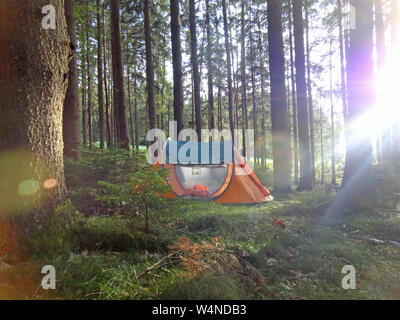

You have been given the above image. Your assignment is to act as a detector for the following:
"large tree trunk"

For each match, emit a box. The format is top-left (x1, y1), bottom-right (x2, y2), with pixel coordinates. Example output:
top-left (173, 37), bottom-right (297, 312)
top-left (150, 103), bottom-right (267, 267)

top-left (97, 0), bottom-right (105, 150)
top-left (288, 2), bottom-right (299, 185)
top-left (222, 0), bottom-right (235, 137)
top-left (63, 0), bottom-right (81, 161)
top-left (0, 0), bottom-right (69, 228)
top-left (189, 0), bottom-right (202, 139)
top-left (206, 0), bottom-right (214, 131)
top-left (342, 0), bottom-right (374, 210)
top-left (267, 0), bottom-right (292, 192)
top-left (293, 0), bottom-right (312, 190)
top-left (170, 0), bottom-right (184, 133)
top-left (111, 0), bottom-right (129, 148)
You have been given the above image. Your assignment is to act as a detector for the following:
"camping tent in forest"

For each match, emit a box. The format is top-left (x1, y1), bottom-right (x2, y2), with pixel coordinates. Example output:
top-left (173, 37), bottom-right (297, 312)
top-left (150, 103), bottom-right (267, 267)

top-left (155, 139), bottom-right (273, 204)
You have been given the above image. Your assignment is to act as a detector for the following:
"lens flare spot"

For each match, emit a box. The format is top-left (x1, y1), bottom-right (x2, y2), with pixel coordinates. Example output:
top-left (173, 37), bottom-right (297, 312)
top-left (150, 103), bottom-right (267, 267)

top-left (18, 180), bottom-right (40, 196)
top-left (43, 179), bottom-right (57, 190)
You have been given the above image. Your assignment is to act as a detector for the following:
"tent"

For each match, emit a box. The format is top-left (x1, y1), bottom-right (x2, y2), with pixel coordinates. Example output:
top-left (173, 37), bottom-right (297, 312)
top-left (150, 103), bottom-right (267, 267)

top-left (155, 139), bottom-right (273, 204)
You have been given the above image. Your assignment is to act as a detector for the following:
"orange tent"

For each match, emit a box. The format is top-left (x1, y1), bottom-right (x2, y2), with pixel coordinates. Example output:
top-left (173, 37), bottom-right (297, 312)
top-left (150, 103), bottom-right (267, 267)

top-left (155, 140), bottom-right (273, 204)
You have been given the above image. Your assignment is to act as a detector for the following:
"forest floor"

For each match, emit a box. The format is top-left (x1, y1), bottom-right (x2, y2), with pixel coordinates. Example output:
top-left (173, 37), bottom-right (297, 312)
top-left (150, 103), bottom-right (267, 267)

top-left (1, 150), bottom-right (400, 300)
top-left (2, 186), bottom-right (400, 300)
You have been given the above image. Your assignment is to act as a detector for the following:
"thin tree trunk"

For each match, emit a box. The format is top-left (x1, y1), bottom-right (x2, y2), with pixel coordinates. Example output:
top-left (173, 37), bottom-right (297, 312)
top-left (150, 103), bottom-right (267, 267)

top-left (134, 64), bottom-right (139, 151)
top-left (241, 0), bottom-right (248, 156)
top-left (338, 0), bottom-right (349, 165)
top-left (206, 0), bottom-right (214, 131)
top-left (143, 0), bottom-right (156, 131)
top-left (189, 0), bottom-right (202, 140)
top-left (222, 0), bottom-right (235, 137)
top-left (97, 0), bottom-right (105, 150)
top-left (330, 37), bottom-right (337, 185)
top-left (103, 3), bottom-right (111, 148)
top-left (170, 0), bottom-right (184, 133)
top-left (86, 2), bottom-right (93, 149)
top-left (258, 29), bottom-right (267, 167)
top-left (320, 101), bottom-right (325, 184)
top-left (64, 0), bottom-right (81, 161)
top-left (288, 2), bottom-right (299, 184)
top-left (127, 54), bottom-right (134, 147)
top-left (250, 31), bottom-right (257, 164)
top-left (305, 1), bottom-right (315, 185)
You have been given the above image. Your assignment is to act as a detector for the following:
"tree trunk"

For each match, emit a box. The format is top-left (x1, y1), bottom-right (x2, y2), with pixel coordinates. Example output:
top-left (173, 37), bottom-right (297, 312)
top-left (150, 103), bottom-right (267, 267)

top-left (320, 101), bottom-right (325, 184)
top-left (342, 0), bottom-right (374, 210)
top-left (267, 0), bottom-right (292, 192)
top-left (288, 2), bottom-right (299, 184)
top-left (206, 0), bottom-right (215, 131)
top-left (222, 0), bottom-right (235, 137)
top-left (305, 1), bottom-right (315, 185)
top-left (293, 0), bottom-right (312, 190)
top-left (111, 0), bottom-right (129, 148)
top-left (86, 2), bottom-right (93, 149)
top-left (330, 37), bottom-right (337, 185)
top-left (258, 29), bottom-right (267, 167)
top-left (250, 31), bottom-right (257, 164)
top-left (97, 0), bottom-right (105, 150)
top-left (189, 0), bottom-right (202, 139)
top-left (0, 0), bottom-right (69, 228)
top-left (338, 0), bottom-right (349, 166)
top-left (103, 3), bottom-right (112, 148)
top-left (63, 0), bottom-right (81, 161)
top-left (240, 0), bottom-right (248, 156)
top-left (134, 64), bottom-right (139, 151)
top-left (170, 0), bottom-right (184, 133)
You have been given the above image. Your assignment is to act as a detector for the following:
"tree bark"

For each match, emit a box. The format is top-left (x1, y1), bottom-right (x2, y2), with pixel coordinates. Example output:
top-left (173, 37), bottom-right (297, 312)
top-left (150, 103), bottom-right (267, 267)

top-left (305, 1), bottom-right (315, 184)
top-left (97, 0), bottom-right (105, 150)
top-left (0, 0), bottom-right (69, 227)
top-left (86, 2), bottom-right (93, 149)
top-left (330, 37), bottom-right (337, 185)
top-left (63, 0), bottom-right (81, 161)
top-left (170, 0), bottom-right (184, 133)
top-left (293, 0), bottom-right (312, 190)
top-left (111, 0), bottom-right (129, 148)
top-left (267, 0), bottom-right (292, 192)
top-left (288, 2), bottom-right (299, 184)
top-left (206, 0), bottom-right (215, 131)
top-left (240, 0), bottom-right (248, 156)
top-left (222, 0), bottom-right (235, 137)
top-left (189, 0), bottom-right (202, 139)
top-left (103, 3), bottom-right (112, 148)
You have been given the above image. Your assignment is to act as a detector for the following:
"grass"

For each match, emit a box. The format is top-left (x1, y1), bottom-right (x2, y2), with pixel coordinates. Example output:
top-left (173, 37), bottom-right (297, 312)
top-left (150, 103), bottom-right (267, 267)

top-left (2, 149), bottom-right (400, 300)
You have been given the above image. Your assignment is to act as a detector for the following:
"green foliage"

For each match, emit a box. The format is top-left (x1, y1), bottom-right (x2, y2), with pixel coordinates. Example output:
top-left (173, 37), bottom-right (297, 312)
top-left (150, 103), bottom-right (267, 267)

top-left (28, 202), bottom-right (85, 257)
